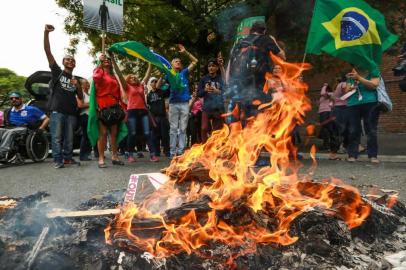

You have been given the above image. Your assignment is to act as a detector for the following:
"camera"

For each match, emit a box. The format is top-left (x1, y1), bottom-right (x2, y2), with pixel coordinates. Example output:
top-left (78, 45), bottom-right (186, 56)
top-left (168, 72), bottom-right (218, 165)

top-left (393, 44), bottom-right (406, 92)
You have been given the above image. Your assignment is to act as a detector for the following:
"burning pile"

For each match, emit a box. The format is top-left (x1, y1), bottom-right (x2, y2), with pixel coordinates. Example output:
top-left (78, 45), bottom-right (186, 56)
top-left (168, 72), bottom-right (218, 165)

top-left (1, 57), bottom-right (405, 270)
top-left (105, 56), bottom-right (373, 264)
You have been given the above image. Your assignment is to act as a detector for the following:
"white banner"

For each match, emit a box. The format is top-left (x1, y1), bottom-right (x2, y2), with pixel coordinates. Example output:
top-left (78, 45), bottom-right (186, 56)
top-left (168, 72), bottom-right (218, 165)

top-left (83, 0), bottom-right (123, 35)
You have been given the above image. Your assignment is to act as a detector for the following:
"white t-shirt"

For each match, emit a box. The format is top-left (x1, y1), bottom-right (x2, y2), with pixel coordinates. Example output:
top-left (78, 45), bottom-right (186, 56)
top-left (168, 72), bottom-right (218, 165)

top-left (80, 91), bottom-right (90, 115)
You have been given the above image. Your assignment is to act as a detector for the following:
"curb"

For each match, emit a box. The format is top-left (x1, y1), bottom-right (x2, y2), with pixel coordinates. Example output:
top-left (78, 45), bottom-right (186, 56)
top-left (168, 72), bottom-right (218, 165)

top-left (302, 153), bottom-right (406, 163)
top-left (260, 153), bottom-right (406, 163)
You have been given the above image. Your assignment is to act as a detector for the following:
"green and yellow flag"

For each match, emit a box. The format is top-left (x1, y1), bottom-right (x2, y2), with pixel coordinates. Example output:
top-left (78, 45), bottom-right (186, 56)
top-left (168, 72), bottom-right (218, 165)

top-left (305, 0), bottom-right (398, 71)
top-left (109, 41), bottom-right (182, 89)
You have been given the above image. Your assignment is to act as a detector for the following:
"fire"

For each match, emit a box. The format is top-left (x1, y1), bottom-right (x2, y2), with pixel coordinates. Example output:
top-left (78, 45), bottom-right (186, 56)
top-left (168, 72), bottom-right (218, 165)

top-left (105, 55), bottom-right (371, 260)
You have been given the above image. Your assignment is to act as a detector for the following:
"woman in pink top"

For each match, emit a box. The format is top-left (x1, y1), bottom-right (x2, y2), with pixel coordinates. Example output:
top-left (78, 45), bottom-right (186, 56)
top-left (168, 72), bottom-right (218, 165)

top-left (318, 83), bottom-right (340, 159)
top-left (112, 59), bottom-right (158, 163)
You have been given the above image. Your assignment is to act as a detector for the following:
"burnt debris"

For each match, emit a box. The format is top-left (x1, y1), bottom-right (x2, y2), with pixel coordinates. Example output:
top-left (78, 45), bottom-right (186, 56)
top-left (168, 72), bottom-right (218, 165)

top-left (0, 185), bottom-right (405, 270)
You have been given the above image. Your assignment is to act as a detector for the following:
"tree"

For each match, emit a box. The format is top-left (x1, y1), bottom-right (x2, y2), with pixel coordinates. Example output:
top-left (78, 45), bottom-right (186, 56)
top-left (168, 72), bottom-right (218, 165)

top-left (56, 0), bottom-right (405, 74)
top-left (56, 0), bottom-right (281, 76)
top-left (0, 68), bottom-right (26, 108)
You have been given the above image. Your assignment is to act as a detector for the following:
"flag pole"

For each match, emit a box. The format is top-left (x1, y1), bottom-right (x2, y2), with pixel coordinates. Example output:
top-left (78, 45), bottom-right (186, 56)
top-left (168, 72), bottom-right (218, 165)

top-left (102, 30), bottom-right (106, 54)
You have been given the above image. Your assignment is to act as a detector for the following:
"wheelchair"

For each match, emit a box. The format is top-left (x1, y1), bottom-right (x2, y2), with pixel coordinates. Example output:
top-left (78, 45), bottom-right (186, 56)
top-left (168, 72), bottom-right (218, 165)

top-left (0, 128), bottom-right (49, 165)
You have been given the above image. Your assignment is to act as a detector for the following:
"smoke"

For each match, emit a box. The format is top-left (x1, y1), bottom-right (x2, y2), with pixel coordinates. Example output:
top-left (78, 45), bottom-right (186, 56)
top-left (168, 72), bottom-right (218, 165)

top-left (215, 3), bottom-right (253, 41)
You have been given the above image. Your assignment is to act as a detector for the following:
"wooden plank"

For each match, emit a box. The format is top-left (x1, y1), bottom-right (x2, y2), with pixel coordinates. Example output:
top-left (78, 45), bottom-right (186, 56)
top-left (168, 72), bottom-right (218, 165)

top-left (47, 208), bottom-right (121, 218)
top-left (0, 199), bottom-right (17, 208)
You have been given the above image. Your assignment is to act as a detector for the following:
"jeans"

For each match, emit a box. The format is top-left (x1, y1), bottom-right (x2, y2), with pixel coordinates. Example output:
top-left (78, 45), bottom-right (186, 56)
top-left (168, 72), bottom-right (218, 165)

top-left (169, 102), bottom-right (189, 155)
top-left (201, 111), bottom-right (224, 143)
top-left (333, 106), bottom-right (350, 148)
top-left (226, 99), bottom-right (257, 126)
top-left (127, 109), bottom-right (155, 156)
top-left (79, 114), bottom-right (92, 159)
top-left (188, 111), bottom-right (202, 146)
top-left (319, 111), bottom-right (340, 153)
top-left (347, 102), bottom-right (380, 158)
top-left (151, 115), bottom-right (170, 155)
top-left (0, 127), bottom-right (27, 159)
top-left (50, 112), bottom-right (77, 163)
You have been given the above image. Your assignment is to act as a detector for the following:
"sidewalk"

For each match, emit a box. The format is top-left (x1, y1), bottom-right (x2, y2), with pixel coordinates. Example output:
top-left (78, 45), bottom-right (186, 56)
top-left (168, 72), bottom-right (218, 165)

top-left (298, 133), bottom-right (406, 162)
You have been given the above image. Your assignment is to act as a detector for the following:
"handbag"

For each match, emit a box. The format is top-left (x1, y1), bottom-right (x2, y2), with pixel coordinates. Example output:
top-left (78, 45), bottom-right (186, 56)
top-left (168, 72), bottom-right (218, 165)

top-left (376, 77), bottom-right (392, 113)
top-left (99, 104), bottom-right (125, 126)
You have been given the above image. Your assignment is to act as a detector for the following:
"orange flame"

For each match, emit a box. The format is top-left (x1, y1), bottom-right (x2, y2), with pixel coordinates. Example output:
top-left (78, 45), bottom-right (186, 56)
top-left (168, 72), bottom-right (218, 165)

top-left (105, 55), bottom-right (371, 261)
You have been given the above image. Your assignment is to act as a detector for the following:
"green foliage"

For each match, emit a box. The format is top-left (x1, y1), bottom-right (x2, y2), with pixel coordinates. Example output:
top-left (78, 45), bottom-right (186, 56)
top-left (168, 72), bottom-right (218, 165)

top-left (0, 68), bottom-right (27, 108)
top-left (56, 0), bottom-right (405, 75)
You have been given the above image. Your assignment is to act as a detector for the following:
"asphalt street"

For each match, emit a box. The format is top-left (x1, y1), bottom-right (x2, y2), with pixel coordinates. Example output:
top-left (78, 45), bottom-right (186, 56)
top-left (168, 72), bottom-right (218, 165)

top-left (1, 155), bottom-right (405, 210)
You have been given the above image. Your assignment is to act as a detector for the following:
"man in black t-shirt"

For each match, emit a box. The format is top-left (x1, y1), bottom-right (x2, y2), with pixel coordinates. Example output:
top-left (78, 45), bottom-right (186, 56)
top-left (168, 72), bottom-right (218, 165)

top-left (44, 24), bottom-right (83, 169)
top-left (228, 21), bottom-right (285, 123)
top-left (198, 58), bottom-right (225, 142)
top-left (147, 77), bottom-right (170, 157)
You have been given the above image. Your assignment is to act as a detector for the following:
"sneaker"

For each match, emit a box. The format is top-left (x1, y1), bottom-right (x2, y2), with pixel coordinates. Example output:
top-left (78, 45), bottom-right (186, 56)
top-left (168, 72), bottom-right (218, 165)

top-left (128, 156), bottom-right (136, 163)
top-left (150, 156), bottom-right (159, 162)
top-left (337, 146), bottom-right (347, 154)
top-left (370, 157), bottom-right (380, 164)
top-left (54, 162), bottom-right (64, 169)
top-left (64, 159), bottom-right (80, 166)
top-left (137, 152), bottom-right (145, 158)
top-left (347, 157), bottom-right (357, 163)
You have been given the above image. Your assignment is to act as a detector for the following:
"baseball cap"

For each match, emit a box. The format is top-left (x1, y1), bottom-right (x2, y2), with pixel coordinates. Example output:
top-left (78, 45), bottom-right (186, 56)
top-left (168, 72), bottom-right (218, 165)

top-left (9, 91), bottom-right (22, 98)
top-left (207, 58), bottom-right (219, 66)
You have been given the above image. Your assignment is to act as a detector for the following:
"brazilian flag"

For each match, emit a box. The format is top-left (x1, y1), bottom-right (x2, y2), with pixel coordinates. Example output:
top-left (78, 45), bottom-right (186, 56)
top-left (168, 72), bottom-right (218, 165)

top-left (109, 41), bottom-right (182, 89)
top-left (305, 0), bottom-right (398, 71)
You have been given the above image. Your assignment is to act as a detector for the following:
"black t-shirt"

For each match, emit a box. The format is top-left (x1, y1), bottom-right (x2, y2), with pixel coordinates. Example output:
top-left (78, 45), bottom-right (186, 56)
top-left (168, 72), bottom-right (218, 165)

top-left (197, 74), bottom-right (224, 112)
top-left (147, 89), bottom-right (168, 117)
top-left (49, 63), bottom-right (78, 115)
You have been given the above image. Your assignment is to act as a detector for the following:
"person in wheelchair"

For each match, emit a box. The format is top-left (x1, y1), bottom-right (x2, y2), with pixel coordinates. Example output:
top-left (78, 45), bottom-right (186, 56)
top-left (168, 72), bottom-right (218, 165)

top-left (0, 91), bottom-right (49, 161)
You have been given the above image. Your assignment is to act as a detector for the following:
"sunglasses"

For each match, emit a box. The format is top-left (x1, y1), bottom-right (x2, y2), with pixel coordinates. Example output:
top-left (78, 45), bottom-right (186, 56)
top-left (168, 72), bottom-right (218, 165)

top-left (151, 80), bottom-right (157, 83)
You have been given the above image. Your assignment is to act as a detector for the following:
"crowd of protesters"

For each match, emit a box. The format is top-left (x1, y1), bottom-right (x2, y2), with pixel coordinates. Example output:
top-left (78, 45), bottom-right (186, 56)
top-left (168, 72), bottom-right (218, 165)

top-left (0, 21), bottom-right (397, 167)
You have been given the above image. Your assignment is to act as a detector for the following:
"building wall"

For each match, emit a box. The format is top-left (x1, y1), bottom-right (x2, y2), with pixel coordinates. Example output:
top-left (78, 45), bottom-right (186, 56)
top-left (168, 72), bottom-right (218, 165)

top-left (305, 54), bottom-right (406, 134)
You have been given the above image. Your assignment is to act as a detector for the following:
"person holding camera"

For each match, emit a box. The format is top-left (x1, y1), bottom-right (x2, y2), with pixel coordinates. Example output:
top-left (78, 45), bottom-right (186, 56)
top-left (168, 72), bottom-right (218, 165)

top-left (198, 58), bottom-right (225, 143)
top-left (345, 66), bottom-right (380, 163)
top-left (92, 53), bottom-right (127, 168)
top-left (44, 24), bottom-right (83, 169)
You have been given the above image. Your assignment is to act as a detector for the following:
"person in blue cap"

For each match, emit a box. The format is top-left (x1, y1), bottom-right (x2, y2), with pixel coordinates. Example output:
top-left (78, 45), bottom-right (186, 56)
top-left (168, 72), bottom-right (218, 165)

top-left (0, 91), bottom-right (49, 160)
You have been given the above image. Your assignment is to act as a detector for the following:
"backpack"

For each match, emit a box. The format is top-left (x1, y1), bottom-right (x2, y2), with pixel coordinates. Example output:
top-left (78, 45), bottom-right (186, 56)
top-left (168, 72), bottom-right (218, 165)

top-left (229, 35), bottom-right (266, 80)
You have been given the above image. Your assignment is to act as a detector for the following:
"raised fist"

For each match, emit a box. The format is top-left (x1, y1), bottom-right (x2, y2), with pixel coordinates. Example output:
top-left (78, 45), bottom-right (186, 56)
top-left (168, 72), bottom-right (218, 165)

top-left (45, 24), bottom-right (55, 32)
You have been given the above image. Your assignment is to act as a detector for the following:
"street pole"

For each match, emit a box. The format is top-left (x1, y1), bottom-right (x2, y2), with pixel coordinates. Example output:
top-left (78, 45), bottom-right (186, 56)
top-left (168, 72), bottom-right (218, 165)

top-left (102, 30), bottom-right (106, 54)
